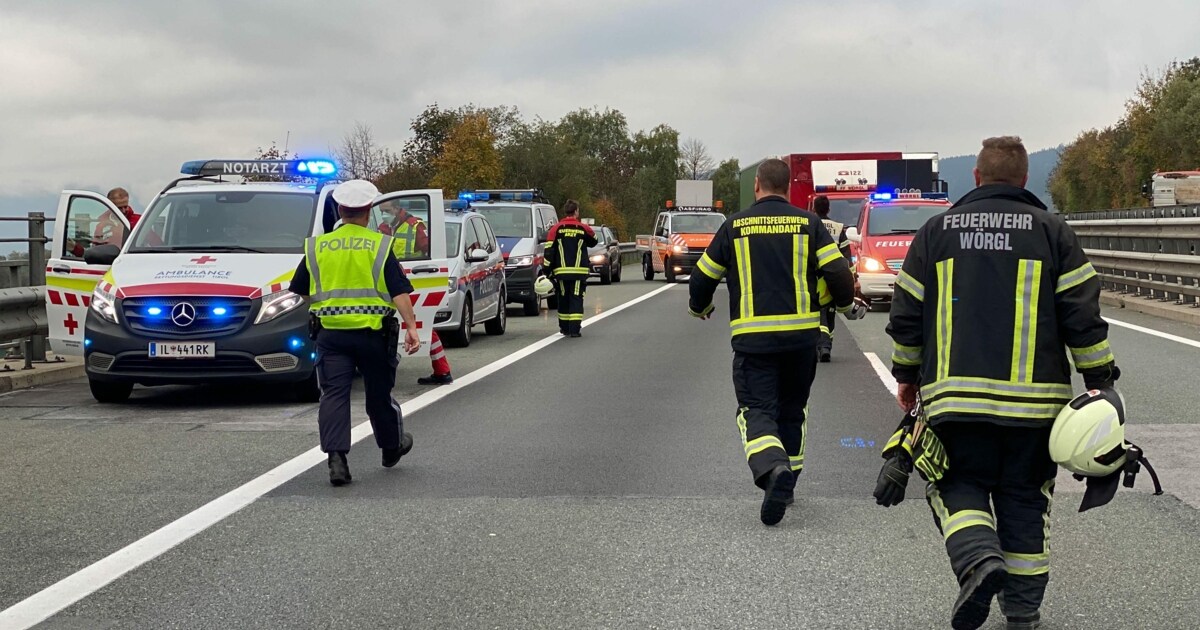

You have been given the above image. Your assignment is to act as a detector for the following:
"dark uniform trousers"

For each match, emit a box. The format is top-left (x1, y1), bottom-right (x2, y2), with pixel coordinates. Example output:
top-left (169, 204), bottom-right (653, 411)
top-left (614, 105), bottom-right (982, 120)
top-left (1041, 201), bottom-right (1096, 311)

top-left (925, 420), bottom-right (1056, 618)
top-left (818, 307), bottom-right (836, 354)
top-left (556, 277), bottom-right (585, 335)
top-left (732, 348), bottom-right (817, 487)
top-left (315, 328), bottom-right (404, 453)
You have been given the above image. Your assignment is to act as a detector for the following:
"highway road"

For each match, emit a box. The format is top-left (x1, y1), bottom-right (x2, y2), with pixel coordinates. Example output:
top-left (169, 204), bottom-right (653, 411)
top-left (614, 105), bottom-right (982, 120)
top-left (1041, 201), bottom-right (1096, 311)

top-left (2, 277), bottom-right (1199, 629)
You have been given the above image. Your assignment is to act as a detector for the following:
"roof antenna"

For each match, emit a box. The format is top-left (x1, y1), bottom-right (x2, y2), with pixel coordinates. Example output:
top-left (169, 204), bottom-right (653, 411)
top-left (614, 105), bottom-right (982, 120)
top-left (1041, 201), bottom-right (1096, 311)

top-left (283, 130), bottom-right (291, 156)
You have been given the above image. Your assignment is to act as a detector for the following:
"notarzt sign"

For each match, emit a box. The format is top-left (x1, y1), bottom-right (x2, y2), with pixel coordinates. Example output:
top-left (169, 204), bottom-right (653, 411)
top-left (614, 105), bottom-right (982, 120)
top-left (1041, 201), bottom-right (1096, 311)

top-left (222, 161), bottom-right (288, 175)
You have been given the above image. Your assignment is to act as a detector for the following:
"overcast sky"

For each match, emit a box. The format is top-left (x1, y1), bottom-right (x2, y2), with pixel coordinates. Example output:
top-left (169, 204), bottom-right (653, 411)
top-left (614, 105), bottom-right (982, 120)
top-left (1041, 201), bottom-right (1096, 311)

top-left (2, 0), bottom-right (1198, 217)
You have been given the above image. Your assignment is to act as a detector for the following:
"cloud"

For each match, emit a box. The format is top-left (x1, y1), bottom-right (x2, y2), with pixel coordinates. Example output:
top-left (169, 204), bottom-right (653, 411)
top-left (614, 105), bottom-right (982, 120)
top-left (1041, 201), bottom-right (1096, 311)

top-left (2, 0), bottom-right (1199, 212)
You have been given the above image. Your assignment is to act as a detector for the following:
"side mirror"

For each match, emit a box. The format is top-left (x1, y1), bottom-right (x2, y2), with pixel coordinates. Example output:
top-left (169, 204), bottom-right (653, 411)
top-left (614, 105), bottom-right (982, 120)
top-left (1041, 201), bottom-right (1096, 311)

top-left (465, 248), bottom-right (489, 263)
top-left (84, 244), bottom-right (120, 266)
top-left (846, 227), bottom-right (862, 244)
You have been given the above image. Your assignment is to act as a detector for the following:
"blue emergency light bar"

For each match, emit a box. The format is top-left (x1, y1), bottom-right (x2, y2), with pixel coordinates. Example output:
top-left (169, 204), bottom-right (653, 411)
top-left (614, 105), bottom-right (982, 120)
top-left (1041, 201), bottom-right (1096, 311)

top-left (871, 191), bottom-right (949, 202)
top-left (447, 199), bottom-right (470, 211)
top-left (180, 159), bottom-right (337, 178)
top-left (458, 190), bottom-right (537, 202)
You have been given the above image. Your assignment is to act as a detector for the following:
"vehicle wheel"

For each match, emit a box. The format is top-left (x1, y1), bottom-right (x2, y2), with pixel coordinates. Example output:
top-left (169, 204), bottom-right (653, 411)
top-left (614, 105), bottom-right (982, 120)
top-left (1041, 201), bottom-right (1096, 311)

top-left (522, 296), bottom-right (540, 316)
top-left (613, 261), bottom-right (622, 283)
top-left (664, 258), bottom-right (676, 283)
top-left (296, 370), bottom-right (320, 403)
top-left (600, 265), bottom-right (612, 285)
top-left (485, 292), bottom-right (507, 335)
top-left (89, 378), bottom-right (132, 404)
top-left (642, 254), bottom-right (655, 281)
top-left (444, 296), bottom-right (473, 348)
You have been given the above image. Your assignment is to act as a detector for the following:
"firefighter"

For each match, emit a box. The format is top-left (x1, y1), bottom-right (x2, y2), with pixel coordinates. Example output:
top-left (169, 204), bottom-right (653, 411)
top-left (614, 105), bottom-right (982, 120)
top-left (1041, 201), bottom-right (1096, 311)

top-left (287, 179), bottom-right (422, 486)
top-left (881, 137), bottom-right (1120, 630)
top-left (542, 199), bottom-right (597, 337)
top-left (689, 158), bottom-right (863, 526)
top-left (812, 194), bottom-right (852, 363)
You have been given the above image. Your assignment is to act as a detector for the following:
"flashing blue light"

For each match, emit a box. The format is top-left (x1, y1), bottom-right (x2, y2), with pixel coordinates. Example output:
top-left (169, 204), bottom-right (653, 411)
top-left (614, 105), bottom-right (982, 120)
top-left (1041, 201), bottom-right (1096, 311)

top-left (458, 191), bottom-right (479, 201)
top-left (289, 337), bottom-right (304, 350)
top-left (146, 306), bottom-right (163, 316)
top-left (84, 338), bottom-right (92, 348)
top-left (448, 200), bottom-right (470, 211)
top-left (298, 160), bottom-right (336, 176)
top-left (310, 352), bottom-right (317, 360)
top-left (871, 193), bottom-right (893, 201)
top-left (211, 307), bottom-right (228, 316)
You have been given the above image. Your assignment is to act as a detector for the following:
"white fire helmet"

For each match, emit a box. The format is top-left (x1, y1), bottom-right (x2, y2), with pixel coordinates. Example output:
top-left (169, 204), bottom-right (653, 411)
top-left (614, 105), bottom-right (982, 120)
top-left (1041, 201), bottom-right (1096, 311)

top-left (1049, 388), bottom-right (1128, 477)
top-left (534, 275), bottom-right (554, 298)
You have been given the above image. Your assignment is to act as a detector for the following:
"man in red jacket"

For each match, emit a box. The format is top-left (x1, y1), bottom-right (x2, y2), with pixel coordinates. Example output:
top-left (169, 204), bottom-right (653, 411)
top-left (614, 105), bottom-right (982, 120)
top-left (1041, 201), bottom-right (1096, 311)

top-left (68, 187), bottom-right (140, 258)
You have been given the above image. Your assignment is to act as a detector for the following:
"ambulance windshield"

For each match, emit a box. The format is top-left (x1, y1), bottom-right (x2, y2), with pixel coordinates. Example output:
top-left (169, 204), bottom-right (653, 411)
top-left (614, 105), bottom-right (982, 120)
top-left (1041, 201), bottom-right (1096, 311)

top-left (867, 204), bottom-right (948, 235)
top-left (129, 191), bottom-right (316, 253)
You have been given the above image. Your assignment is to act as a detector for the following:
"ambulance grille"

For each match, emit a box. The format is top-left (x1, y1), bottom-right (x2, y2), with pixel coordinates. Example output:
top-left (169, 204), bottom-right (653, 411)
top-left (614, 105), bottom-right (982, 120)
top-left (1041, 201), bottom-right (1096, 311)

top-left (121, 297), bottom-right (253, 338)
top-left (255, 353), bottom-right (299, 373)
top-left (88, 353), bottom-right (115, 372)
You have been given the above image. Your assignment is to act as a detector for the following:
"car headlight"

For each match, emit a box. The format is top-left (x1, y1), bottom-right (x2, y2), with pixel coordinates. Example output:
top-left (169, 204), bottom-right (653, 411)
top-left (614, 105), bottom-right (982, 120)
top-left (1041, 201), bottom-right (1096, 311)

top-left (90, 286), bottom-right (118, 323)
top-left (860, 257), bottom-right (886, 273)
top-left (672, 244), bottom-right (688, 254)
top-left (590, 253), bottom-right (607, 263)
top-left (506, 255), bottom-right (534, 268)
top-left (448, 276), bottom-right (458, 294)
top-left (255, 290), bottom-right (305, 324)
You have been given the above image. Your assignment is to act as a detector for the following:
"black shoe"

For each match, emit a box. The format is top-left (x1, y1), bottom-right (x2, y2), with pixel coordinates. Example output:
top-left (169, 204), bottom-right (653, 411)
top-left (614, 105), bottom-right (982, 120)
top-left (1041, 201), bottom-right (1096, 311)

top-left (951, 558), bottom-right (1007, 630)
top-left (818, 349), bottom-right (831, 363)
top-left (1006, 613), bottom-right (1041, 630)
top-left (568, 332), bottom-right (582, 338)
top-left (760, 466), bottom-right (795, 526)
top-left (417, 373), bottom-right (453, 385)
top-left (382, 432), bottom-right (414, 468)
top-left (328, 452), bottom-right (352, 486)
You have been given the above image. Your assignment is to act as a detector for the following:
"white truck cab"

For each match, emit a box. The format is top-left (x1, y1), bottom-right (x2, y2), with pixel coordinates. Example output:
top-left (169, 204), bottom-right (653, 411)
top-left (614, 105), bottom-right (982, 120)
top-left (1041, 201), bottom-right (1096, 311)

top-left (47, 159), bottom-right (448, 403)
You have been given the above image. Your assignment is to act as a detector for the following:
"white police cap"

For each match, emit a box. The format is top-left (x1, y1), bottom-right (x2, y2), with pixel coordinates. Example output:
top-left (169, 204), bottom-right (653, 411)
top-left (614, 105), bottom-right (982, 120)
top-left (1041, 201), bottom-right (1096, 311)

top-left (331, 179), bottom-right (380, 209)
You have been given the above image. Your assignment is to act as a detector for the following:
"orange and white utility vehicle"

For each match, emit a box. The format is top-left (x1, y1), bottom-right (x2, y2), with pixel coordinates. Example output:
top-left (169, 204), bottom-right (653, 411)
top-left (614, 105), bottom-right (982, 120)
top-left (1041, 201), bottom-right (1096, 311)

top-left (635, 202), bottom-right (727, 282)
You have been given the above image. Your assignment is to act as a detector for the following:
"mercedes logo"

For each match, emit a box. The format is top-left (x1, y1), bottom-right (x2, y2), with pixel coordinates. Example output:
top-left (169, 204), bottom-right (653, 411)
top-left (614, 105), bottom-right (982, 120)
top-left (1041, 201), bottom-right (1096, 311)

top-left (171, 302), bottom-right (197, 327)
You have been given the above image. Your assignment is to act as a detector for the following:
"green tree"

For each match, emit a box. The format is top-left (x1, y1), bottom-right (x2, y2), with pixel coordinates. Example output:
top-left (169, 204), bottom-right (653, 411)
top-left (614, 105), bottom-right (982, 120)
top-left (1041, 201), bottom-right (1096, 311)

top-left (431, 113), bottom-right (502, 196)
top-left (587, 197), bottom-right (628, 241)
top-left (711, 158), bottom-right (740, 213)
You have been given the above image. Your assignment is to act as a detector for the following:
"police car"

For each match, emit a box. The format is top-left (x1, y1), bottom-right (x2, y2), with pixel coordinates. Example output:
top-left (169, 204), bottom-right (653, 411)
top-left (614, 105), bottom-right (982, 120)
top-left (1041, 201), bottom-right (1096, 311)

top-left (46, 159), bottom-right (449, 403)
top-left (458, 189), bottom-right (558, 315)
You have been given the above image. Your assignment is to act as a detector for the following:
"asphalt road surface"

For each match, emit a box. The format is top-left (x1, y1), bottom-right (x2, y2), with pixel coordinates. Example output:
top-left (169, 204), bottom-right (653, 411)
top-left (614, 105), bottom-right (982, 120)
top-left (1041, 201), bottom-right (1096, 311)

top-left (2, 277), bottom-right (1198, 629)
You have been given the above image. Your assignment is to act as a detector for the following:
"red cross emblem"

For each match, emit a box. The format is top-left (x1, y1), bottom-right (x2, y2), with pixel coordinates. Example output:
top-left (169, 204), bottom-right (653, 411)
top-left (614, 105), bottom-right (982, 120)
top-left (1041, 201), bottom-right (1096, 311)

top-left (190, 256), bottom-right (217, 265)
top-left (64, 313), bottom-right (79, 336)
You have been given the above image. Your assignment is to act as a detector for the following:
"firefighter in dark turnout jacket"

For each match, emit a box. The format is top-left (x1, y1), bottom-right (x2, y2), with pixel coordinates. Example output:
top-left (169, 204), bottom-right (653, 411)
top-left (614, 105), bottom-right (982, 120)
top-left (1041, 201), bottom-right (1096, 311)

top-left (813, 195), bottom-right (853, 362)
top-left (689, 159), bottom-right (864, 526)
top-left (542, 199), bottom-right (597, 337)
top-left (884, 137), bottom-right (1119, 630)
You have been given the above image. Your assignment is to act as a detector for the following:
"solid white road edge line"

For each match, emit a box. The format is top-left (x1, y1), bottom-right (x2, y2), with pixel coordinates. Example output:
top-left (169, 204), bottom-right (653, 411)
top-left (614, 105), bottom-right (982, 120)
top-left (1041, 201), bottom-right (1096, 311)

top-left (1104, 316), bottom-right (1200, 350)
top-left (863, 351), bottom-right (899, 397)
top-left (0, 282), bottom-right (679, 629)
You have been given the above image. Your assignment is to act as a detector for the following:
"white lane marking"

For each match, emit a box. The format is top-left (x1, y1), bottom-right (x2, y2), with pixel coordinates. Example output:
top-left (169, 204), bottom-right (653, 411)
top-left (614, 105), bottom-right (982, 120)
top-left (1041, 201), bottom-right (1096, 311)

top-left (0, 282), bottom-right (678, 629)
top-left (864, 351), bottom-right (898, 397)
top-left (1104, 316), bottom-right (1200, 350)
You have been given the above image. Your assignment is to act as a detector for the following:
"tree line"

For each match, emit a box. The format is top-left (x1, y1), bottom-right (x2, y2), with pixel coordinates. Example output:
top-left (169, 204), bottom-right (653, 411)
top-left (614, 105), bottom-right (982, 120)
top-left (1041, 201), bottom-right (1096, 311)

top-left (263, 105), bottom-right (741, 239)
top-left (1048, 58), bottom-right (1200, 212)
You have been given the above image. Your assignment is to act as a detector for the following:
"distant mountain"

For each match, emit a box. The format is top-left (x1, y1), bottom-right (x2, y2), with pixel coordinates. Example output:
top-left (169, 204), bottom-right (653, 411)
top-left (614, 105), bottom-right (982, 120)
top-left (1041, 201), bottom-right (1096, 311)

top-left (939, 146), bottom-right (1062, 213)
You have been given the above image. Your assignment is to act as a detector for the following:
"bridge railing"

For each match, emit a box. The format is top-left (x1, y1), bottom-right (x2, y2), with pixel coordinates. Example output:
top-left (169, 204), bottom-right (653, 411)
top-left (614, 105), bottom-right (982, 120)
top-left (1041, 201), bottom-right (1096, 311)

top-left (1066, 205), bottom-right (1200, 308)
top-left (0, 213), bottom-right (51, 361)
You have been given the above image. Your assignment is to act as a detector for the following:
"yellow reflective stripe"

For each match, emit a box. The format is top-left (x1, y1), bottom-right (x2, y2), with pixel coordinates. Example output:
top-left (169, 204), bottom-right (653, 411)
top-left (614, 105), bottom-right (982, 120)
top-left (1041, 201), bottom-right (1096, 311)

top-left (744, 435), bottom-right (785, 458)
top-left (794, 234), bottom-right (810, 315)
top-left (736, 407), bottom-right (749, 444)
top-left (410, 277), bottom-right (450, 290)
top-left (1069, 339), bottom-right (1114, 369)
top-left (895, 270), bottom-right (924, 302)
top-left (729, 313), bottom-right (821, 336)
top-left (926, 396), bottom-right (1066, 420)
top-left (942, 509), bottom-right (996, 539)
top-left (788, 454), bottom-right (805, 472)
top-left (1056, 262), bottom-right (1096, 294)
top-left (1011, 260), bottom-right (1042, 383)
top-left (815, 242), bottom-right (841, 268)
top-left (734, 237), bottom-right (753, 319)
top-left (921, 377), bottom-right (1073, 400)
top-left (47, 276), bottom-right (100, 293)
top-left (1004, 552), bottom-right (1050, 576)
top-left (936, 259), bottom-right (954, 381)
top-left (697, 253), bottom-right (725, 280)
top-left (892, 342), bottom-right (922, 366)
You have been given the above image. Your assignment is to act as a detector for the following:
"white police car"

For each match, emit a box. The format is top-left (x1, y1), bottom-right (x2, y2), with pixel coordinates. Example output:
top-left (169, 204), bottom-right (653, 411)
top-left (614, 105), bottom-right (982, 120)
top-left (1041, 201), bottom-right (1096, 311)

top-left (46, 159), bottom-right (448, 403)
top-left (459, 190), bottom-right (558, 315)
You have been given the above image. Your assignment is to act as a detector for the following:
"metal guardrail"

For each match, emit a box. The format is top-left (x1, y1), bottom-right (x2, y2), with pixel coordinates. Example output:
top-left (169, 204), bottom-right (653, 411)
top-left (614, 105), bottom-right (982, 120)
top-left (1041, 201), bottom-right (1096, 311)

top-left (0, 212), bottom-right (51, 359)
top-left (1066, 205), bottom-right (1200, 307)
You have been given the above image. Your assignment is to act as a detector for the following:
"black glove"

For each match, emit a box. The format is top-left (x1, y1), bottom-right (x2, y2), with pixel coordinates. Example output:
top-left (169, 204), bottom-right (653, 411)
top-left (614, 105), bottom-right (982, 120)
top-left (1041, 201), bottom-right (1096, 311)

top-left (874, 450), bottom-right (913, 507)
top-left (1083, 364), bottom-right (1121, 391)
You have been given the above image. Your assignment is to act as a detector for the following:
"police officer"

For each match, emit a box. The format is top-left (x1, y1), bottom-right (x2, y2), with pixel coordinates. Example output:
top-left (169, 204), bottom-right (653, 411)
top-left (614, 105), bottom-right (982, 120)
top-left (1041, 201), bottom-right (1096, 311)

top-left (288, 180), bottom-right (422, 486)
top-left (883, 137), bottom-right (1119, 630)
top-left (689, 159), bottom-right (863, 526)
top-left (812, 195), bottom-right (852, 363)
top-left (542, 199), bottom-right (597, 338)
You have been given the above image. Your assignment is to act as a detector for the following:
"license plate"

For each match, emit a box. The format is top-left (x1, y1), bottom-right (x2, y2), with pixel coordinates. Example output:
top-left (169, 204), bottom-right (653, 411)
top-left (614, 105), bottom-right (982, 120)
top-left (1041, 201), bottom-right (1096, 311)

top-left (148, 341), bottom-right (215, 358)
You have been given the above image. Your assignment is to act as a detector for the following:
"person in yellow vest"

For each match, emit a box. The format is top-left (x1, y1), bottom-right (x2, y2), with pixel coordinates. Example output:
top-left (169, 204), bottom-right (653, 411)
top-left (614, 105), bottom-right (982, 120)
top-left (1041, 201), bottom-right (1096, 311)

top-left (288, 179), bottom-right (422, 486)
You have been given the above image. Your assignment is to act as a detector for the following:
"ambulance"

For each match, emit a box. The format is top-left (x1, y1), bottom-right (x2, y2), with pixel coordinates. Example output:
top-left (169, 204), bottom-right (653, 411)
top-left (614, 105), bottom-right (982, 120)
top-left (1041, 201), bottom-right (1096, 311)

top-left (46, 159), bottom-right (449, 403)
top-left (845, 190), bottom-right (951, 307)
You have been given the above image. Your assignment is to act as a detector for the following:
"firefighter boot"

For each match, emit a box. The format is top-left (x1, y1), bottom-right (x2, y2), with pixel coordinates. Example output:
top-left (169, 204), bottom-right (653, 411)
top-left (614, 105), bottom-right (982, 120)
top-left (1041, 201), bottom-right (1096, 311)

top-left (951, 557), bottom-right (1007, 630)
top-left (760, 465), bottom-right (795, 526)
